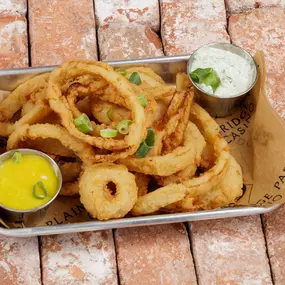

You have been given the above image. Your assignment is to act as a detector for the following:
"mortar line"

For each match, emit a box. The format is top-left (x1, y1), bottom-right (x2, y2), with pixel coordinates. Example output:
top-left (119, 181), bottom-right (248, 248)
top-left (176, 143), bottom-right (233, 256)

top-left (224, 0), bottom-right (232, 44)
top-left (185, 222), bottom-right (200, 285)
top-left (37, 236), bottom-right (44, 285)
top-left (26, 0), bottom-right (32, 67)
top-left (158, 0), bottom-right (166, 55)
top-left (260, 215), bottom-right (275, 284)
top-left (112, 229), bottom-right (121, 285)
top-left (92, 0), bottom-right (100, 60)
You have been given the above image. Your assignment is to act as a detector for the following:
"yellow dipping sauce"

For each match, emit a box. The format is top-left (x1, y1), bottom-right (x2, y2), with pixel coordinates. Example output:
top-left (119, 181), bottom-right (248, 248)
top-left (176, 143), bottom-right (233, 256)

top-left (0, 154), bottom-right (58, 210)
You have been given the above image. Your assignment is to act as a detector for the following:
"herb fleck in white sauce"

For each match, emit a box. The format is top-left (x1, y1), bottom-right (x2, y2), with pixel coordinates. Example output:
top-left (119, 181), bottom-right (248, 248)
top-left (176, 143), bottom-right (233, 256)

top-left (190, 47), bottom-right (256, 97)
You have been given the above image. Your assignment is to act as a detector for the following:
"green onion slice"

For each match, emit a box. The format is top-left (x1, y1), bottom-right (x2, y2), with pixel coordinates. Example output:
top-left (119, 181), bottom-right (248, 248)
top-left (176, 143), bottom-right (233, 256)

top-left (116, 120), bottom-right (132, 135)
top-left (12, 151), bottom-right (22, 163)
top-left (107, 109), bottom-right (112, 121)
top-left (135, 128), bottom-right (155, 158)
top-left (100, 128), bottom-right (118, 138)
top-left (203, 70), bottom-right (221, 92)
top-left (138, 94), bottom-right (148, 107)
top-left (129, 72), bottom-right (142, 85)
top-left (33, 181), bottom-right (49, 199)
top-left (115, 68), bottom-right (127, 76)
top-left (74, 113), bottom-right (93, 134)
top-left (190, 68), bottom-right (221, 92)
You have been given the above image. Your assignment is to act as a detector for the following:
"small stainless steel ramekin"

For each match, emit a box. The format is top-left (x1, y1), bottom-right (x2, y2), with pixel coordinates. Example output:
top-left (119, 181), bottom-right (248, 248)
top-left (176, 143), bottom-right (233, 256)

top-left (187, 43), bottom-right (258, 118)
top-left (0, 149), bottom-right (62, 227)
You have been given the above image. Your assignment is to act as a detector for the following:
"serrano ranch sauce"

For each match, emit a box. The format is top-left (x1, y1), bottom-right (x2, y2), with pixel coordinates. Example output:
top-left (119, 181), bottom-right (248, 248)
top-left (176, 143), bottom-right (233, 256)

top-left (190, 47), bottom-right (256, 97)
top-left (0, 154), bottom-right (57, 210)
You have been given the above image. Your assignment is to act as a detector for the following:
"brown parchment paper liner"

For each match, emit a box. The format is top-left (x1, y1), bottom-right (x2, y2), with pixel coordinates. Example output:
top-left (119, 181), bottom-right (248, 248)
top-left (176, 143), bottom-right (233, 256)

top-left (2, 51), bottom-right (285, 229)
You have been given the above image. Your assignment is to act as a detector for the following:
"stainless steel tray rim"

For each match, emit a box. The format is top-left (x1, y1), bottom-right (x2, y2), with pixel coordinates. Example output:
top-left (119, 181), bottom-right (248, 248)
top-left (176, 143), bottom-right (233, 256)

top-left (0, 205), bottom-right (281, 237)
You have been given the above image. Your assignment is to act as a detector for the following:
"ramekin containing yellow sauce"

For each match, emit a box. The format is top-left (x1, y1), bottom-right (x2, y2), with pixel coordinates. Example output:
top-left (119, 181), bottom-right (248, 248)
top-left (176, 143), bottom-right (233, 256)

top-left (0, 149), bottom-right (62, 226)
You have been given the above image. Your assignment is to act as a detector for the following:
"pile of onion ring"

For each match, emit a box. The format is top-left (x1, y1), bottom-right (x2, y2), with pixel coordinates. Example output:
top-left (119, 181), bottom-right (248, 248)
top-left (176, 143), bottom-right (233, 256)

top-left (0, 61), bottom-right (243, 221)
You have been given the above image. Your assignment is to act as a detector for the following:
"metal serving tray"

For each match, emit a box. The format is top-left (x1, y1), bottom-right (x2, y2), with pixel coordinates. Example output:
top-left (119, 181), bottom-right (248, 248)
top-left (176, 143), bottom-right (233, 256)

top-left (0, 55), bottom-right (281, 237)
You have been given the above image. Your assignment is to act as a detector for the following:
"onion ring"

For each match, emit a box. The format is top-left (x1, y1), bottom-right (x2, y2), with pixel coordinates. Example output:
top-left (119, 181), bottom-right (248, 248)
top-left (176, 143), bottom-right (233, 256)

top-left (119, 122), bottom-right (206, 176)
top-left (79, 163), bottom-right (138, 220)
top-left (195, 155), bottom-right (243, 210)
top-left (47, 61), bottom-right (146, 155)
top-left (21, 100), bottom-right (36, 117)
top-left (0, 103), bottom-right (52, 137)
top-left (126, 67), bottom-right (167, 88)
top-left (92, 100), bottom-right (131, 124)
top-left (163, 155), bottom-right (242, 212)
top-left (0, 73), bottom-right (49, 122)
top-left (7, 123), bottom-right (96, 165)
top-left (162, 89), bottom-right (194, 153)
top-left (91, 94), bottom-right (156, 128)
top-left (22, 138), bottom-right (75, 157)
top-left (0, 122), bottom-right (14, 137)
top-left (134, 173), bottom-right (149, 197)
top-left (155, 164), bottom-right (198, 186)
top-left (145, 86), bottom-right (175, 100)
top-left (131, 183), bottom-right (188, 216)
top-left (176, 73), bottom-right (192, 91)
top-left (159, 103), bottom-right (231, 211)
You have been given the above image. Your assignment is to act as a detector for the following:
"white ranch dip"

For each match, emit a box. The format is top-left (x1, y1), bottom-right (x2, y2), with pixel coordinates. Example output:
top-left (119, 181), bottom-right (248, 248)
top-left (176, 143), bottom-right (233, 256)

top-left (190, 46), bottom-right (256, 97)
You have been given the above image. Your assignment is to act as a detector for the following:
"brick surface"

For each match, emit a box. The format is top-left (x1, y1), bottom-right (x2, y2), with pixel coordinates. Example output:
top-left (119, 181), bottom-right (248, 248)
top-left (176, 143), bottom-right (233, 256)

top-left (98, 22), bottom-right (163, 60)
top-left (0, 236), bottom-right (41, 285)
top-left (229, 8), bottom-right (285, 119)
top-left (190, 216), bottom-right (272, 285)
top-left (160, 0), bottom-right (230, 56)
top-left (28, 0), bottom-right (97, 67)
top-left (264, 205), bottom-right (285, 284)
top-left (0, 0), bottom-right (27, 17)
top-left (115, 224), bottom-right (197, 285)
top-left (266, 73), bottom-right (285, 119)
top-left (229, 8), bottom-right (285, 75)
top-left (95, 0), bottom-right (160, 32)
top-left (225, 0), bottom-right (283, 14)
top-left (41, 231), bottom-right (118, 285)
top-left (0, 16), bottom-right (28, 69)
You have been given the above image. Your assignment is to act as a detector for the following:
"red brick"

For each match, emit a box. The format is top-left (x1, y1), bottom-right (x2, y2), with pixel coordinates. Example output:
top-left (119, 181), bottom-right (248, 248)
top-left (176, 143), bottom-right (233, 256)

top-left (0, 16), bottom-right (28, 69)
top-left (229, 8), bottom-right (285, 75)
top-left (98, 23), bottom-right (164, 60)
top-left (266, 74), bottom-right (285, 119)
top-left (28, 0), bottom-right (97, 67)
top-left (41, 231), bottom-right (117, 285)
top-left (264, 205), bottom-right (285, 284)
top-left (160, 0), bottom-right (230, 56)
top-left (228, 8), bottom-right (285, 119)
top-left (274, 104), bottom-right (285, 119)
top-left (225, 0), bottom-right (282, 14)
top-left (190, 216), bottom-right (272, 284)
top-left (0, 236), bottom-right (41, 285)
top-left (115, 224), bottom-right (197, 285)
top-left (0, 0), bottom-right (27, 17)
top-left (95, 0), bottom-right (160, 32)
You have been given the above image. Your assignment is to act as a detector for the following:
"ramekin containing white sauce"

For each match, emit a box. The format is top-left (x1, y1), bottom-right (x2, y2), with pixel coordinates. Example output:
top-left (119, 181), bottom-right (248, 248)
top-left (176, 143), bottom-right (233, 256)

top-left (187, 43), bottom-right (258, 117)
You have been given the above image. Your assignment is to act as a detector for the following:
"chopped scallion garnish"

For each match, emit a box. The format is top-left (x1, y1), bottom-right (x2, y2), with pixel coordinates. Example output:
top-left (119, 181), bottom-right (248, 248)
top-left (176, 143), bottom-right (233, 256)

top-left (135, 128), bottom-right (155, 158)
top-left (33, 181), bottom-right (48, 199)
top-left (107, 109), bottom-right (112, 121)
top-left (190, 68), bottom-right (221, 92)
top-left (138, 94), bottom-right (148, 107)
top-left (129, 72), bottom-right (141, 85)
top-left (100, 128), bottom-right (118, 138)
top-left (12, 151), bottom-right (22, 164)
top-left (115, 68), bottom-right (127, 76)
top-left (116, 120), bottom-right (132, 135)
top-left (74, 113), bottom-right (93, 134)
